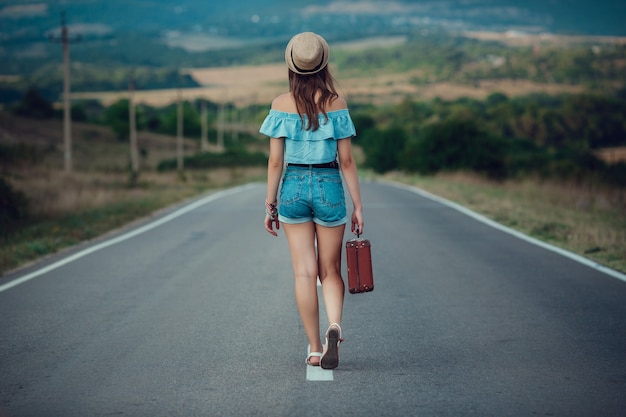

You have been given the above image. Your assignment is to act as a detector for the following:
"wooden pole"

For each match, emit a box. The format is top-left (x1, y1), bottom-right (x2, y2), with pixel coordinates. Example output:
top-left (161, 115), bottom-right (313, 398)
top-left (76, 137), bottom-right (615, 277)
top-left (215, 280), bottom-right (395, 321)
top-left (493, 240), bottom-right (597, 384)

top-left (232, 106), bottom-right (238, 143)
top-left (217, 101), bottom-right (224, 151)
top-left (201, 100), bottom-right (209, 152)
top-left (61, 12), bottom-right (72, 174)
top-left (177, 87), bottom-right (184, 172)
top-left (129, 69), bottom-right (139, 183)
top-left (50, 11), bottom-right (80, 174)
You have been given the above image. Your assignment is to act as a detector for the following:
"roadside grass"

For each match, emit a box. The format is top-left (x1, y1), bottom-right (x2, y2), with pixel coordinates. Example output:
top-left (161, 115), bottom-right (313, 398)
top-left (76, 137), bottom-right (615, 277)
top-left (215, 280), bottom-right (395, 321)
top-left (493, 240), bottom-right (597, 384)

top-left (377, 171), bottom-right (626, 274)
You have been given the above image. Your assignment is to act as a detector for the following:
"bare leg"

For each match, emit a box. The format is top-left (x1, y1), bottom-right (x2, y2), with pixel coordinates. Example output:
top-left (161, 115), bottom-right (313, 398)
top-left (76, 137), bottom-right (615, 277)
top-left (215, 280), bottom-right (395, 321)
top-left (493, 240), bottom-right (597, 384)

top-left (315, 223), bottom-right (346, 326)
top-left (316, 223), bottom-right (346, 369)
top-left (283, 222), bottom-right (322, 364)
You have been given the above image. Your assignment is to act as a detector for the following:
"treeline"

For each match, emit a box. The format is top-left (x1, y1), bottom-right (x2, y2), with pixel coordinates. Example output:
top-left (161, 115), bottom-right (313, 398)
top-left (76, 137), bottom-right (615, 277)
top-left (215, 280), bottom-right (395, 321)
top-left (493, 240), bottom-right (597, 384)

top-left (4, 32), bottom-right (626, 106)
top-left (0, 67), bottom-right (200, 105)
top-left (353, 90), bottom-right (626, 186)
top-left (5, 87), bottom-right (268, 173)
top-left (8, 87), bottom-right (264, 144)
top-left (334, 34), bottom-right (626, 88)
top-left (8, 86), bottom-right (626, 189)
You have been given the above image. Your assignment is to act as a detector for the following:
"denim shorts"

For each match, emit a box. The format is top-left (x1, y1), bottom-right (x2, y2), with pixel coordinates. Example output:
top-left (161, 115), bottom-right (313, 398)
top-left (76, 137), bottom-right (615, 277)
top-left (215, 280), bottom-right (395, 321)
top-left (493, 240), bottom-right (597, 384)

top-left (278, 165), bottom-right (347, 227)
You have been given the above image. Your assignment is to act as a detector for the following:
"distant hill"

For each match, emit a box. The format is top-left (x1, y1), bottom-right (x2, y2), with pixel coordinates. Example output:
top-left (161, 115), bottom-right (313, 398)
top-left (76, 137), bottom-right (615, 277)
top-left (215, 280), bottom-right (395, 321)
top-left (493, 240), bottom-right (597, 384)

top-left (2, 0), bottom-right (624, 40)
top-left (0, 0), bottom-right (624, 87)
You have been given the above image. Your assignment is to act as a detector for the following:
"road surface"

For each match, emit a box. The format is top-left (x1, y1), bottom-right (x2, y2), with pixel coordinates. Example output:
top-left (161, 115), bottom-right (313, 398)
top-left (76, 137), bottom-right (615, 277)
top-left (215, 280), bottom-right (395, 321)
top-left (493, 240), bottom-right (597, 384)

top-left (1, 181), bottom-right (625, 416)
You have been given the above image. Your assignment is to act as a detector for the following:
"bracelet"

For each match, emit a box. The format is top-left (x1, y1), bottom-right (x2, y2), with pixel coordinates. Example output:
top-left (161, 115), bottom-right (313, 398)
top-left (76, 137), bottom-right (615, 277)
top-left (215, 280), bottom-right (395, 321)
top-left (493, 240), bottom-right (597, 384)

top-left (265, 200), bottom-right (278, 220)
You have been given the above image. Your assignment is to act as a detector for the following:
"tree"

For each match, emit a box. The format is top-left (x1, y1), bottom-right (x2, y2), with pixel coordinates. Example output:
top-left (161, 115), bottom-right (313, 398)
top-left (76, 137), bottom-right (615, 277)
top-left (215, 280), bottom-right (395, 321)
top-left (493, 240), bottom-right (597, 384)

top-left (0, 177), bottom-right (29, 235)
top-left (13, 87), bottom-right (54, 119)
top-left (103, 99), bottom-right (130, 141)
top-left (158, 102), bottom-right (201, 137)
top-left (487, 92), bottom-right (508, 107)
top-left (362, 127), bottom-right (407, 174)
top-left (404, 117), bottom-right (506, 179)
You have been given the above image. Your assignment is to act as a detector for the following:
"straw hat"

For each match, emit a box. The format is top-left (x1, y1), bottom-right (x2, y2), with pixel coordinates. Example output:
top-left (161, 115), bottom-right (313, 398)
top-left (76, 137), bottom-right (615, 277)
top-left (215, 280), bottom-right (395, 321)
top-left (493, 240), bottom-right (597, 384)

top-left (285, 32), bottom-right (330, 75)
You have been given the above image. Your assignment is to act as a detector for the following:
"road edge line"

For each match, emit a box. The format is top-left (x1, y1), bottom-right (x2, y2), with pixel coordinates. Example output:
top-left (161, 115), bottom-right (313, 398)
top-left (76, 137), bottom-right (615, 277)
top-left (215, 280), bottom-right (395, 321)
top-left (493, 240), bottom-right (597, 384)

top-left (387, 181), bottom-right (626, 284)
top-left (0, 184), bottom-right (257, 293)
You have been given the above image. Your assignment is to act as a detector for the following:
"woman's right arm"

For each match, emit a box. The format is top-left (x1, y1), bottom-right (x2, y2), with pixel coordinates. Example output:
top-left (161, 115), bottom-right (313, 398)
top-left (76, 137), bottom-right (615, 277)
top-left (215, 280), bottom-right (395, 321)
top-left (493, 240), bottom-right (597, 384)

top-left (337, 137), bottom-right (364, 235)
top-left (265, 136), bottom-right (285, 236)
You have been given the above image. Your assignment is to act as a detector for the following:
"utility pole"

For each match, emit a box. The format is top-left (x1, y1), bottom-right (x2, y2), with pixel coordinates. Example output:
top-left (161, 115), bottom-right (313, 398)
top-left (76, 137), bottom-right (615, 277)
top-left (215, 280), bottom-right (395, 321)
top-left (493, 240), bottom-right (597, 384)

top-left (128, 69), bottom-right (139, 184)
top-left (201, 100), bottom-right (209, 152)
top-left (232, 105), bottom-right (238, 143)
top-left (49, 11), bottom-right (80, 174)
top-left (217, 101), bottom-right (224, 151)
top-left (177, 87), bottom-right (184, 172)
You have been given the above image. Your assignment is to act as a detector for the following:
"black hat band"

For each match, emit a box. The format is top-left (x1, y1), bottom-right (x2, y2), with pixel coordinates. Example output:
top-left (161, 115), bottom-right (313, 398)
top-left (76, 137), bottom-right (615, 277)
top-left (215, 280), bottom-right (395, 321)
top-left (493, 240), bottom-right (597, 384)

top-left (291, 50), bottom-right (325, 74)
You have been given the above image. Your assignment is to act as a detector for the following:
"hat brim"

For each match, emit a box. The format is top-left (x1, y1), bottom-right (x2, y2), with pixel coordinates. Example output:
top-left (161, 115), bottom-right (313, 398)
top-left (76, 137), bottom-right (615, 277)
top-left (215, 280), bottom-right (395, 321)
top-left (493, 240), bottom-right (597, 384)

top-left (285, 33), bottom-right (330, 75)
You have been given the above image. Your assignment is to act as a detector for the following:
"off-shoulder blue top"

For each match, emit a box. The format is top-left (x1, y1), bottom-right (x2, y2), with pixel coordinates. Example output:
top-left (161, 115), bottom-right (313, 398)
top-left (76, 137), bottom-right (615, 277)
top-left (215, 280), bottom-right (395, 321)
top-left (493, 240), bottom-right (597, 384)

top-left (259, 109), bottom-right (356, 164)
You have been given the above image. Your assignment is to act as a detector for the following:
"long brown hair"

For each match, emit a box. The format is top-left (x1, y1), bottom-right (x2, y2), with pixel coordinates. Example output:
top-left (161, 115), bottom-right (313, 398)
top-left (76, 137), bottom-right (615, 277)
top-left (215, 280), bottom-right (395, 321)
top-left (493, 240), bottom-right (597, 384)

top-left (289, 66), bottom-right (339, 131)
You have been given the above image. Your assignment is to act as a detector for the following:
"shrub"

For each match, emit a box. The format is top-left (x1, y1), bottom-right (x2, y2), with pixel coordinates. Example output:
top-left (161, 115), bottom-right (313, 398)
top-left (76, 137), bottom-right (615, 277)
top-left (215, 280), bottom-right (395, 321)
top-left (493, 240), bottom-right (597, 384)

top-left (0, 144), bottom-right (43, 170)
top-left (362, 127), bottom-right (407, 174)
top-left (501, 137), bottom-right (549, 178)
top-left (605, 162), bottom-right (626, 187)
top-left (13, 87), bottom-right (54, 119)
top-left (0, 177), bottom-right (30, 235)
top-left (103, 99), bottom-right (130, 141)
top-left (403, 118), bottom-right (506, 179)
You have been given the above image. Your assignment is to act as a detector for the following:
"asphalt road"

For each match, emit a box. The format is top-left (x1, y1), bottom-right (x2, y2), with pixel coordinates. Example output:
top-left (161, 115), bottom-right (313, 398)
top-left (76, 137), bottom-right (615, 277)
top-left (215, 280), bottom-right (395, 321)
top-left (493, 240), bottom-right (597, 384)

top-left (1, 181), bottom-right (625, 417)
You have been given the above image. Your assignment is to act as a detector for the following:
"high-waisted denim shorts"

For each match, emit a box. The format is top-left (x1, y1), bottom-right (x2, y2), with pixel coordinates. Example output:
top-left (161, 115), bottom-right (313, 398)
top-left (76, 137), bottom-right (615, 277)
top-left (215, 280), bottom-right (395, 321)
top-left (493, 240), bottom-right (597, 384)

top-left (278, 165), bottom-right (347, 227)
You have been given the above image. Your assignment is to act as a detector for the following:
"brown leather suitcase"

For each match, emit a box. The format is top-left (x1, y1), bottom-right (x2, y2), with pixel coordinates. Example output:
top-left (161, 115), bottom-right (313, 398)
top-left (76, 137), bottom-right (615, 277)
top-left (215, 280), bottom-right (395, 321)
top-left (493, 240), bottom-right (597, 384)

top-left (346, 235), bottom-right (374, 294)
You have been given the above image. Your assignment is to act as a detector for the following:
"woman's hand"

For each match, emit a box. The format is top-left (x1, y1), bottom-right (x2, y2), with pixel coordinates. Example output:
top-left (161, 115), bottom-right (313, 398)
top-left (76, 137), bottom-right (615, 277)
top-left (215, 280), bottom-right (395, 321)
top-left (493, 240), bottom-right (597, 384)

top-left (264, 213), bottom-right (280, 237)
top-left (351, 208), bottom-right (364, 236)
top-left (264, 200), bottom-right (280, 236)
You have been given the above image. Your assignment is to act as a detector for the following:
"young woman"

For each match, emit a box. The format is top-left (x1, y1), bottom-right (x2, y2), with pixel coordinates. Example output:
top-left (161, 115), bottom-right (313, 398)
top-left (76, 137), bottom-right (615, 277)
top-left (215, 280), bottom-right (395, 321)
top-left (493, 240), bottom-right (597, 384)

top-left (260, 32), bottom-right (364, 369)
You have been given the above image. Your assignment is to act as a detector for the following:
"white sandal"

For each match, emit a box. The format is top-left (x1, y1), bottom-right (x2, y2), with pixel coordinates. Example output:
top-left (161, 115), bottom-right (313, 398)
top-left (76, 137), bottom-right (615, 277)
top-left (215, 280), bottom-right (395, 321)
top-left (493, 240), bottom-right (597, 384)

top-left (321, 323), bottom-right (344, 369)
top-left (306, 351), bottom-right (322, 366)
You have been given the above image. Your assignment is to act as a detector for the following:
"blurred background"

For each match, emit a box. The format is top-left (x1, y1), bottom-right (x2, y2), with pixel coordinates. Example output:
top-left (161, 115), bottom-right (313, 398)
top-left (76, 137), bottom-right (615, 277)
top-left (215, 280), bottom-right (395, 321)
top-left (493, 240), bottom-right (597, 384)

top-left (1, 0), bottom-right (625, 274)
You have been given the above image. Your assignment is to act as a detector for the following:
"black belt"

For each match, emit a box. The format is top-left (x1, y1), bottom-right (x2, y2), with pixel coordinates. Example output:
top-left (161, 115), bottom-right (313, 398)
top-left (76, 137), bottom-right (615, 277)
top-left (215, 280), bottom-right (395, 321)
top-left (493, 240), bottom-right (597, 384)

top-left (288, 161), bottom-right (339, 169)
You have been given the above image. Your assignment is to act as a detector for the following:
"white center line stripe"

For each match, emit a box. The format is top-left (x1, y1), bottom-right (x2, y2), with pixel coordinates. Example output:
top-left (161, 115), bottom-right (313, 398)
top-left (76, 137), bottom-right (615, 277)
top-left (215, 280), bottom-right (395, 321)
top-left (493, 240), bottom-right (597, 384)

top-left (307, 365), bottom-right (334, 381)
top-left (306, 345), bottom-right (333, 381)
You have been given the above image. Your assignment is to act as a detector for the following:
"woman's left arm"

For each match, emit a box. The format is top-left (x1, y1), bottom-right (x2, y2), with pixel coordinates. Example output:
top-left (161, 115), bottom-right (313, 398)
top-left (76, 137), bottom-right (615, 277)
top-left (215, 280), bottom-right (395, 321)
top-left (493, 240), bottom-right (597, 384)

top-left (265, 137), bottom-right (285, 236)
top-left (337, 137), bottom-right (364, 235)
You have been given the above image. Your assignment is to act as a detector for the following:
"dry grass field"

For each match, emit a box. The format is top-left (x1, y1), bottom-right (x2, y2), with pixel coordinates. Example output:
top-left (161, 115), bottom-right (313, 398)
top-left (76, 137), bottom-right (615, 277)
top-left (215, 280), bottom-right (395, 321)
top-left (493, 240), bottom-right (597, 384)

top-left (71, 63), bottom-right (289, 107)
top-left (71, 63), bottom-right (586, 108)
top-left (596, 147), bottom-right (626, 164)
top-left (463, 31), bottom-right (626, 47)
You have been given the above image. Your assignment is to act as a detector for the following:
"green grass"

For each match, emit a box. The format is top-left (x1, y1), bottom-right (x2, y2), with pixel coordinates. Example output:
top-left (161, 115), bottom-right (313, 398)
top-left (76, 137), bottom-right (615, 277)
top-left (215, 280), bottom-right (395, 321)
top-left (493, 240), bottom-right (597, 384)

top-left (2, 196), bottom-right (174, 274)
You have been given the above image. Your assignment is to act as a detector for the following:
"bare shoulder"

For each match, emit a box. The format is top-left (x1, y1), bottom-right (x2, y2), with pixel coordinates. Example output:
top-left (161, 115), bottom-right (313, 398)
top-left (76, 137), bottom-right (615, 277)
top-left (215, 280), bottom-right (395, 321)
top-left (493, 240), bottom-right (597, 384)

top-left (328, 96), bottom-right (348, 112)
top-left (271, 93), bottom-right (297, 112)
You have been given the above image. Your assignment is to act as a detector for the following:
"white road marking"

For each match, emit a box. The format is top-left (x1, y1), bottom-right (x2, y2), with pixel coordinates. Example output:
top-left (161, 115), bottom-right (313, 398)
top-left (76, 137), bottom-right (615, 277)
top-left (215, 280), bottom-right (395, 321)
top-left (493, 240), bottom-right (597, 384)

top-left (306, 344), bottom-right (333, 381)
top-left (390, 181), bottom-right (626, 284)
top-left (307, 365), bottom-right (334, 381)
top-left (0, 184), bottom-right (256, 293)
